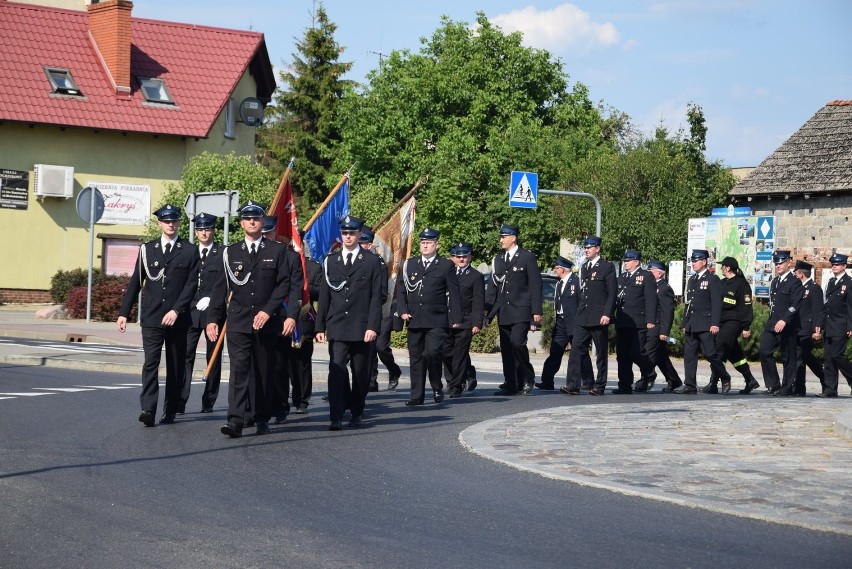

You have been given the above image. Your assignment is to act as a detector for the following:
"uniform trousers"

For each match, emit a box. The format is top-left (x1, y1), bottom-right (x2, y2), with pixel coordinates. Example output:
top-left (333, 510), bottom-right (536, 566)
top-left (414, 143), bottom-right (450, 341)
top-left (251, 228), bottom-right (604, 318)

top-left (408, 327), bottom-right (447, 400)
top-left (183, 324), bottom-right (223, 411)
top-left (708, 321), bottom-right (752, 385)
top-left (823, 335), bottom-right (852, 396)
top-left (795, 336), bottom-right (824, 395)
top-left (443, 328), bottom-right (473, 394)
top-left (567, 324), bottom-right (609, 390)
top-left (226, 331), bottom-right (276, 427)
top-left (541, 316), bottom-right (592, 387)
top-left (759, 328), bottom-right (799, 393)
top-left (269, 336), bottom-right (293, 419)
top-left (498, 321), bottom-right (534, 392)
top-left (615, 326), bottom-right (657, 390)
top-left (371, 316), bottom-right (402, 388)
top-left (327, 339), bottom-right (372, 420)
top-left (683, 330), bottom-right (730, 389)
top-left (652, 339), bottom-right (682, 387)
top-left (286, 339), bottom-right (314, 409)
top-left (140, 325), bottom-right (188, 416)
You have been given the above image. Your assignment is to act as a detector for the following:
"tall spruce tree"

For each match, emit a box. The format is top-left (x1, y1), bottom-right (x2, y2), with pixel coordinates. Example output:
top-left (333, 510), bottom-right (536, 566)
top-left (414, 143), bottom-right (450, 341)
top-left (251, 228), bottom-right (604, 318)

top-left (258, 3), bottom-right (352, 208)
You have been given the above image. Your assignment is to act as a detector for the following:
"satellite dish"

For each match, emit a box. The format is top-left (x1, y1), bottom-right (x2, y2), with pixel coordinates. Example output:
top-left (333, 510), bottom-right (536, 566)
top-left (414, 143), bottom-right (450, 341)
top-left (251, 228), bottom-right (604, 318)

top-left (239, 97), bottom-right (264, 127)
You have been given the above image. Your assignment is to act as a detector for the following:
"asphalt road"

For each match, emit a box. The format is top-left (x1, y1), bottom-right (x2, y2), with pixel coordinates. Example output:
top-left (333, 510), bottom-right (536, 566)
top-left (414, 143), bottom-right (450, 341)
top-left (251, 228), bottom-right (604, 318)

top-left (1, 363), bottom-right (850, 568)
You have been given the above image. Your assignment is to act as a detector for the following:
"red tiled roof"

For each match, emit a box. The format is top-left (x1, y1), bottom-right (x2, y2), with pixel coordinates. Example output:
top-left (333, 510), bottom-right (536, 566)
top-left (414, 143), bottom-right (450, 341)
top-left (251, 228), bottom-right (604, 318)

top-left (0, 2), bottom-right (275, 137)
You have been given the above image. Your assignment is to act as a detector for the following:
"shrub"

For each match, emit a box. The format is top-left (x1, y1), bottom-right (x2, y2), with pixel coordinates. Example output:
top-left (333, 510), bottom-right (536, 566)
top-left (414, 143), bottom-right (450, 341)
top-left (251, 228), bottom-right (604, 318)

top-left (65, 276), bottom-right (134, 321)
top-left (388, 319), bottom-right (499, 353)
top-left (50, 268), bottom-right (106, 304)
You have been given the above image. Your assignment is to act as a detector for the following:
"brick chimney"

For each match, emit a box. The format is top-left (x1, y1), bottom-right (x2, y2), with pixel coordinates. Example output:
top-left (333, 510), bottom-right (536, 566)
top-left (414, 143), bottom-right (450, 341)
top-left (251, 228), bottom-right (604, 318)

top-left (87, 0), bottom-right (134, 96)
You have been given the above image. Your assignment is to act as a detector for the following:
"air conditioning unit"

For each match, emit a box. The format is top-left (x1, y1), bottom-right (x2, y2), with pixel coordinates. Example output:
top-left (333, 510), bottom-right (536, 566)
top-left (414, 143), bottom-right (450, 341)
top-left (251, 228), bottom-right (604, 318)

top-left (33, 164), bottom-right (74, 198)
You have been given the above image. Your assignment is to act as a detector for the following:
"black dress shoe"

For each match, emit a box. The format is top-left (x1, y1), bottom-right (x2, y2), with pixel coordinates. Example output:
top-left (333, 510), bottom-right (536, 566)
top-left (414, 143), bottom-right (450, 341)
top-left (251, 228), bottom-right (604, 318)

top-left (388, 375), bottom-right (400, 391)
top-left (255, 422), bottom-right (270, 435)
top-left (559, 386), bottom-right (580, 395)
top-left (739, 378), bottom-right (760, 394)
top-left (674, 385), bottom-right (698, 394)
top-left (434, 390), bottom-right (445, 403)
top-left (700, 382), bottom-right (719, 394)
top-left (493, 388), bottom-right (518, 396)
top-left (611, 387), bottom-right (633, 395)
top-left (535, 382), bottom-right (555, 390)
top-left (662, 382), bottom-right (683, 393)
top-left (273, 414), bottom-right (287, 424)
top-left (369, 383), bottom-right (379, 393)
top-left (815, 391), bottom-right (838, 398)
top-left (200, 406), bottom-right (214, 413)
top-left (348, 415), bottom-right (362, 428)
top-left (220, 422), bottom-right (242, 438)
top-left (721, 380), bottom-right (731, 394)
top-left (321, 395), bottom-right (329, 401)
top-left (328, 419), bottom-right (342, 431)
top-left (772, 389), bottom-right (792, 397)
top-left (762, 386), bottom-right (780, 395)
top-left (521, 383), bottom-right (534, 395)
top-left (138, 410), bottom-right (155, 427)
top-left (467, 378), bottom-right (478, 391)
top-left (404, 399), bottom-right (424, 406)
top-left (159, 413), bottom-right (176, 424)
top-left (643, 379), bottom-right (656, 392)
top-left (448, 391), bottom-right (463, 399)
top-left (294, 404), bottom-right (309, 414)
top-left (177, 405), bottom-right (186, 415)
top-left (589, 388), bottom-right (605, 396)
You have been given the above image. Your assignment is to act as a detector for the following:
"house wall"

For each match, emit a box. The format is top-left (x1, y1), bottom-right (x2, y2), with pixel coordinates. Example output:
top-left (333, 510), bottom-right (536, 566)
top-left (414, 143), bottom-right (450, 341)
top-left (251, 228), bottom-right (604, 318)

top-left (187, 73), bottom-right (260, 158)
top-left (747, 194), bottom-right (852, 280)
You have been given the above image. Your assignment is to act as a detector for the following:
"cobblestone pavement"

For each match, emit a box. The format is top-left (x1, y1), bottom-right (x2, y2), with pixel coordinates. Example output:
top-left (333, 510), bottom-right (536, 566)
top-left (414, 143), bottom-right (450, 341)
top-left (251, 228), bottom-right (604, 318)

top-left (460, 398), bottom-right (852, 536)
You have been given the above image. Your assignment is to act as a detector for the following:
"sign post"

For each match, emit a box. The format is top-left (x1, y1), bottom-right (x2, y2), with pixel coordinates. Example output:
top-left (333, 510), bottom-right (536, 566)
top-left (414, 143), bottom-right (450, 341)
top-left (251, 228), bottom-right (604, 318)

top-left (507, 171), bottom-right (602, 237)
top-left (75, 186), bottom-right (105, 322)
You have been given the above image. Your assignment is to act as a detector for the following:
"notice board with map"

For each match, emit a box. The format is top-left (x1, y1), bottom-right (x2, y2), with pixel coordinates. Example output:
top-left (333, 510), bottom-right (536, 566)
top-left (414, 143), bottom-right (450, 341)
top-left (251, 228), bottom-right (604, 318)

top-left (687, 210), bottom-right (776, 298)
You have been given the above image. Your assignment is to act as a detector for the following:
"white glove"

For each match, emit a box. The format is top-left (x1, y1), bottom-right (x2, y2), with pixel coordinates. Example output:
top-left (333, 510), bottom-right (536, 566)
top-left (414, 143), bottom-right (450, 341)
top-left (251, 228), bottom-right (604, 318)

top-left (195, 297), bottom-right (210, 311)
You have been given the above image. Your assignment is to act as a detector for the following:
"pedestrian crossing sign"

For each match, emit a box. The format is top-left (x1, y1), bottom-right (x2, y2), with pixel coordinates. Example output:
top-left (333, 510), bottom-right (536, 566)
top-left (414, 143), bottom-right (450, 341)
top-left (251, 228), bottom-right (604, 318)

top-left (509, 171), bottom-right (538, 209)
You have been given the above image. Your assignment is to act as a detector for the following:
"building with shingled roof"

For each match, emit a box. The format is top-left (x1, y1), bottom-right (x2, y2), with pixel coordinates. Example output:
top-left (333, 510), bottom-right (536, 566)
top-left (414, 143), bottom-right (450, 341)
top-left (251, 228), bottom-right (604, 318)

top-left (729, 100), bottom-right (852, 278)
top-left (0, 0), bottom-right (275, 301)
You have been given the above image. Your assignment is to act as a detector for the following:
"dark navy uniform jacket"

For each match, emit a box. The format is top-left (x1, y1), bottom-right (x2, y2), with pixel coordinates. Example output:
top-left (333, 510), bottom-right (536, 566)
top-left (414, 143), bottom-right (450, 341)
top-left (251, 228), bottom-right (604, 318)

top-left (455, 265), bottom-right (485, 330)
top-left (190, 242), bottom-right (223, 329)
top-left (798, 279), bottom-right (824, 338)
top-left (208, 238), bottom-right (303, 335)
top-left (652, 278), bottom-right (676, 337)
top-left (683, 270), bottom-right (722, 333)
top-left (765, 270), bottom-right (803, 332)
top-left (486, 247), bottom-right (543, 325)
top-left (317, 246), bottom-right (384, 342)
top-left (575, 257), bottom-right (617, 327)
top-left (300, 258), bottom-right (323, 338)
top-left (614, 268), bottom-right (656, 329)
top-left (554, 273), bottom-right (581, 331)
top-left (120, 237), bottom-right (199, 328)
top-left (398, 255), bottom-right (462, 330)
top-left (823, 273), bottom-right (852, 338)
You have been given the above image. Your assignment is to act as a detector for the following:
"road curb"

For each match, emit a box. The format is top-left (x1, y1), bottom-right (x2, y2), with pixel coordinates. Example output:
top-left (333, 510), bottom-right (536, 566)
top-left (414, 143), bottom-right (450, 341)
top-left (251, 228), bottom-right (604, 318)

top-left (0, 354), bottom-right (143, 375)
top-left (836, 410), bottom-right (852, 441)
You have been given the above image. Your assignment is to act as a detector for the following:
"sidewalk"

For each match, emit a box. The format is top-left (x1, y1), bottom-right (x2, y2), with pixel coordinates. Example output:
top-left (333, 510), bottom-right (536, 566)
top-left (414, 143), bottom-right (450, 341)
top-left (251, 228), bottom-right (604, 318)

top-left (2, 303), bottom-right (851, 535)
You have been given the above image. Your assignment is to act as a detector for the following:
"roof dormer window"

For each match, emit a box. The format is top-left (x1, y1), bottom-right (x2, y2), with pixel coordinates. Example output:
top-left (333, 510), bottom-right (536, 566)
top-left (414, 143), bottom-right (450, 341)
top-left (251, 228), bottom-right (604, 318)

top-left (137, 77), bottom-right (174, 104)
top-left (44, 67), bottom-right (83, 96)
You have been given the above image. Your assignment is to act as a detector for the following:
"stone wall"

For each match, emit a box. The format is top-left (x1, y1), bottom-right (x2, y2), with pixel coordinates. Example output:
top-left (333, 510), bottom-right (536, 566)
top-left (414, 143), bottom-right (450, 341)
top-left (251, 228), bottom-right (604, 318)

top-left (747, 194), bottom-right (852, 271)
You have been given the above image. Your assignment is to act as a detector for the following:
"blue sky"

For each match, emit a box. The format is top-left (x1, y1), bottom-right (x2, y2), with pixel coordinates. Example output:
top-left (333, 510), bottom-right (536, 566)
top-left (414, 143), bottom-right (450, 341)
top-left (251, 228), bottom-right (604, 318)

top-left (134, 0), bottom-right (852, 167)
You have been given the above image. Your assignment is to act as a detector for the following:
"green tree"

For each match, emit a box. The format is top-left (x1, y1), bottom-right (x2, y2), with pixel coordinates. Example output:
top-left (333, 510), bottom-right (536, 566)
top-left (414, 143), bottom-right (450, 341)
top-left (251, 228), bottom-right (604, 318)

top-left (553, 104), bottom-right (735, 263)
top-left (336, 13), bottom-right (611, 267)
top-left (147, 152), bottom-right (278, 241)
top-left (258, 2), bottom-right (353, 210)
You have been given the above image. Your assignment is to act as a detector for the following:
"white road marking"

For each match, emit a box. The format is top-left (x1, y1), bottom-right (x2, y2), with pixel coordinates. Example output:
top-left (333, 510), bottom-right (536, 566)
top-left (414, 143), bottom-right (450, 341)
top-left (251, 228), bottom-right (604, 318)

top-left (0, 392), bottom-right (55, 397)
top-left (75, 385), bottom-right (136, 390)
top-left (32, 387), bottom-right (98, 393)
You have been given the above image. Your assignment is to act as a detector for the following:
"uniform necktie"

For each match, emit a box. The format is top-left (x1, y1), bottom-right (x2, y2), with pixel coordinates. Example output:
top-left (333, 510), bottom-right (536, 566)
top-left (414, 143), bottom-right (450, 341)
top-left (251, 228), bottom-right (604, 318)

top-left (164, 243), bottom-right (172, 256)
top-left (201, 248), bottom-right (208, 261)
top-left (346, 252), bottom-right (353, 268)
top-left (250, 242), bottom-right (257, 261)
top-left (505, 252), bottom-right (511, 264)
top-left (423, 258), bottom-right (430, 270)
top-left (457, 268), bottom-right (462, 276)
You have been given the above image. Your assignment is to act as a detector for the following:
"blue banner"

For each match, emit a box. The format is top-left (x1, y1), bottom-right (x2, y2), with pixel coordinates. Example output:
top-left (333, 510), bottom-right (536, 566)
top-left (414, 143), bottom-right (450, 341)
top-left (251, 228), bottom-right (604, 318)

top-left (304, 177), bottom-right (350, 260)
